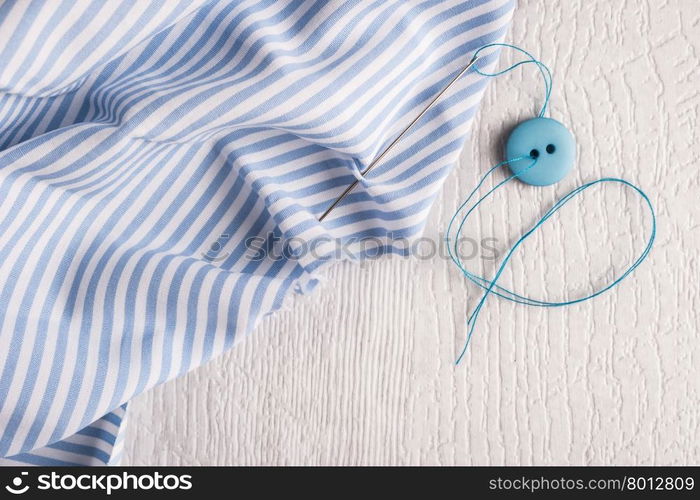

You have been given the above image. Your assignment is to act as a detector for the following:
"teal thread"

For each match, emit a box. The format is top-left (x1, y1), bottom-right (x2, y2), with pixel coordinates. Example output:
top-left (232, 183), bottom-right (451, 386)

top-left (447, 44), bottom-right (656, 365)
top-left (472, 43), bottom-right (553, 117)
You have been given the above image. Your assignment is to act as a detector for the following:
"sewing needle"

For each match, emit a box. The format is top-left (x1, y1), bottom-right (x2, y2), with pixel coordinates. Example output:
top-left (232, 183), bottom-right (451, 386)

top-left (318, 54), bottom-right (479, 222)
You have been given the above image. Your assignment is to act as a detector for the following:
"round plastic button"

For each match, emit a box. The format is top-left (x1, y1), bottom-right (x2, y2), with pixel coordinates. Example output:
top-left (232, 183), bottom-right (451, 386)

top-left (505, 117), bottom-right (575, 186)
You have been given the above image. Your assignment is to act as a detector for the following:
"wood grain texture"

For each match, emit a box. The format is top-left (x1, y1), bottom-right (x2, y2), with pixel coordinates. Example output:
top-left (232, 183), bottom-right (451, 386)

top-left (122, 0), bottom-right (700, 465)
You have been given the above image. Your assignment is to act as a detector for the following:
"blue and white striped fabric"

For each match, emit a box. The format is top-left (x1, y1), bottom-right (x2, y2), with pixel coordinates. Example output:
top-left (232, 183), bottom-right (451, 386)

top-left (0, 0), bottom-right (514, 465)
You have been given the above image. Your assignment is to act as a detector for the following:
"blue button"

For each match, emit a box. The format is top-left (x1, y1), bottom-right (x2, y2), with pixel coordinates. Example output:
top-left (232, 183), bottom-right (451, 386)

top-left (505, 117), bottom-right (575, 186)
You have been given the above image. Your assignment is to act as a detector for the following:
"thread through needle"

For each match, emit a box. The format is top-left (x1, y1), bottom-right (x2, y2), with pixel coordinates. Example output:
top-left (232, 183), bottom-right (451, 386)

top-left (318, 55), bottom-right (480, 222)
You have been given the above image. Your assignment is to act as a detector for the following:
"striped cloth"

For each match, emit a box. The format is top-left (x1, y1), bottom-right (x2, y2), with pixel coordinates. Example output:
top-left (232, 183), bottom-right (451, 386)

top-left (0, 0), bottom-right (514, 465)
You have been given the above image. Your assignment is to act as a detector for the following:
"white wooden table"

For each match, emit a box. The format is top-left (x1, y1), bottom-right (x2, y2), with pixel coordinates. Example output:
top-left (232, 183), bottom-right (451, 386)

top-left (123, 0), bottom-right (700, 465)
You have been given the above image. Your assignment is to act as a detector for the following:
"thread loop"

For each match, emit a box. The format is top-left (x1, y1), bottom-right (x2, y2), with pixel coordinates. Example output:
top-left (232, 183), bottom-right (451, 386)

top-left (447, 44), bottom-right (656, 365)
